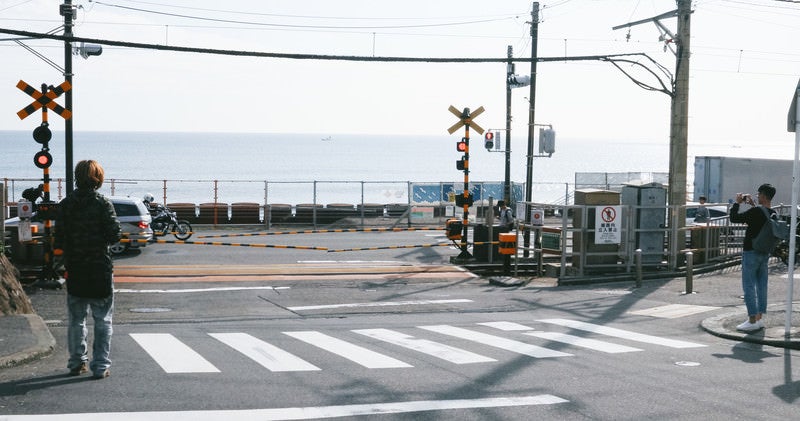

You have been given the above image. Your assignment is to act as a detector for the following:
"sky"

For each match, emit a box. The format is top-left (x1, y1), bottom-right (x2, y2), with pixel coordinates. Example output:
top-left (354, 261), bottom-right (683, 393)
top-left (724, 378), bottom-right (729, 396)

top-left (0, 0), bottom-right (799, 150)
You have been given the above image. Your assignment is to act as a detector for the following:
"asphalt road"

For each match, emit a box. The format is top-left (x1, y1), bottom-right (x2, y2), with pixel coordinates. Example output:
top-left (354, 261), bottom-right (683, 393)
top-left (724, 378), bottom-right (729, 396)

top-left (1, 228), bottom-right (799, 420)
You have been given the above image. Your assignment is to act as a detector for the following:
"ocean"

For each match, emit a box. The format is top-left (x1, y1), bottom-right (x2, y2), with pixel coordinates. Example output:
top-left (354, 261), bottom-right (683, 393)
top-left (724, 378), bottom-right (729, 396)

top-left (1, 130), bottom-right (794, 206)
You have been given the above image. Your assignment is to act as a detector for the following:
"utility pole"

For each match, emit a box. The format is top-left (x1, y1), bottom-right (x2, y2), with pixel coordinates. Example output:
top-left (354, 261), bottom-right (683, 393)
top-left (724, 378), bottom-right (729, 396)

top-left (669, 0), bottom-right (691, 221)
top-left (523, 2), bottom-right (539, 257)
top-left (61, 0), bottom-right (75, 194)
top-left (504, 45), bottom-right (513, 204)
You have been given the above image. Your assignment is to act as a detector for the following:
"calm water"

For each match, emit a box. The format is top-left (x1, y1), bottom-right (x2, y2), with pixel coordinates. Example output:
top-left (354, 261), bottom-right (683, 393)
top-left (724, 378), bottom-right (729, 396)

top-left (1, 130), bottom-right (792, 205)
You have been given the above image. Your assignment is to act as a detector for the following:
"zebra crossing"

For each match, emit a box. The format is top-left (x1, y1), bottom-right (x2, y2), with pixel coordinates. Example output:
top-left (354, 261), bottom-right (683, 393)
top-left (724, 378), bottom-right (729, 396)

top-left (129, 319), bottom-right (706, 374)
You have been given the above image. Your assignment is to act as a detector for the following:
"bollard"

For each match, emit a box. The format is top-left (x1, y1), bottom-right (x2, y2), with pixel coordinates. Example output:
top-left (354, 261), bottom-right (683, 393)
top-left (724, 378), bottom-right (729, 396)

top-left (635, 249), bottom-right (642, 288)
top-left (498, 233), bottom-right (517, 275)
top-left (684, 251), bottom-right (694, 294)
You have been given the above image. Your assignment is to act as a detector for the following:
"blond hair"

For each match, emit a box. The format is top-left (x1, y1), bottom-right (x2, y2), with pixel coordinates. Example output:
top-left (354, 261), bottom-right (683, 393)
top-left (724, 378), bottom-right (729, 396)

top-left (74, 160), bottom-right (105, 190)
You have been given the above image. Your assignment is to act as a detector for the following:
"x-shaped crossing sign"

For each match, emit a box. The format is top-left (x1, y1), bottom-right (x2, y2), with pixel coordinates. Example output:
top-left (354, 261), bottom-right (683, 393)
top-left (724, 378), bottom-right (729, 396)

top-left (16, 80), bottom-right (72, 120)
top-left (447, 105), bottom-right (485, 135)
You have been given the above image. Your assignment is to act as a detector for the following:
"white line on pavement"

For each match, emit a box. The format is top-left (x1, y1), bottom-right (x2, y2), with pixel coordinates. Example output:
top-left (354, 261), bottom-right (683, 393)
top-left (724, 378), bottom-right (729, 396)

top-left (116, 286), bottom-right (290, 294)
top-left (287, 299), bottom-right (472, 311)
top-left (0, 394), bottom-right (569, 420)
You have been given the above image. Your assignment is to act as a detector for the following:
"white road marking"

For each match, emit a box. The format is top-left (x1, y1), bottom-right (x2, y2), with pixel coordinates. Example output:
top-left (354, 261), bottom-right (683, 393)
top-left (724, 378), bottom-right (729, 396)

top-left (283, 331), bottom-right (412, 368)
top-left (477, 321), bottom-right (535, 331)
top-left (537, 319), bottom-right (707, 348)
top-left (524, 332), bottom-right (643, 353)
top-left (0, 394), bottom-right (569, 420)
top-left (627, 304), bottom-right (720, 319)
top-left (353, 328), bottom-right (496, 364)
top-left (129, 333), bottom-right (219, 373)
top-left (418, 325), bottom-right (573, 358)
top-left (287, 299), bottom-right (472, 311)
top-left (209, 333), bottom-right (320, 372)
top-left (116, 286), bottom-right (290, 294)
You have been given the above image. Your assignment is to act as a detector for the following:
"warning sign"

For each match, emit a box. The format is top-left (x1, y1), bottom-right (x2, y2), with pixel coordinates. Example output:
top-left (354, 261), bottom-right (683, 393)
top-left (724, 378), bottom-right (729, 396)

top-left (595, 206), bottom-right (621, 244)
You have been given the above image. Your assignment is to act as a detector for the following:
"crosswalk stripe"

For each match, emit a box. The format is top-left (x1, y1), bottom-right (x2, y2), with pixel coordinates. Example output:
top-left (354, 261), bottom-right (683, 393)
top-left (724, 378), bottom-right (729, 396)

top-left (477, 321), bottom-right (534, 331)
top-left (209, 333), bottom-right (320, 372)
top-left (418, 325), bottom-right (573, 358)
top-left (536, 319), bottom-right (706, 348)
top-left (628, 304), bottom-right (720, 319)
top-left (523, 332), bottom-right (643, 353)
top-left (353, 328), bottom-right (496, 364)
top-left (283, 331), bottom-right (413, 368)
top-left (130, 333), bottom-right (220, 373)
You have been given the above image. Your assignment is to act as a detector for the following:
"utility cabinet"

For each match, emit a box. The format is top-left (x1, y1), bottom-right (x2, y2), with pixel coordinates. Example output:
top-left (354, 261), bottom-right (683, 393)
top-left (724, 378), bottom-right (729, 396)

top-left (621, 182), bottom-right (666, 265)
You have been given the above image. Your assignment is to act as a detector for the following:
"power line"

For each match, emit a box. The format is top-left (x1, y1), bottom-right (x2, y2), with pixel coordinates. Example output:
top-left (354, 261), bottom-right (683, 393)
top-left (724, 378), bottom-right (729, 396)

top-left (0, 26), bottom-right (650, 64)
top-left (89, 0), bottom-right (518, 30)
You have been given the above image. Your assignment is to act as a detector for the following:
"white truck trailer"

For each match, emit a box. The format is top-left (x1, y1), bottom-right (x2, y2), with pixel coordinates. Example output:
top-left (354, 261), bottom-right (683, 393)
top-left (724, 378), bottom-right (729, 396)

top-left (693, 156), bottom-right (794, 206)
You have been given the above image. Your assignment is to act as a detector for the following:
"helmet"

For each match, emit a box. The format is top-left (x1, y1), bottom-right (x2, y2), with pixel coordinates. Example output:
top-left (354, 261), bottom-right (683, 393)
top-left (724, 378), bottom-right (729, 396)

top-left (142, 193), bottom-right (155, 204)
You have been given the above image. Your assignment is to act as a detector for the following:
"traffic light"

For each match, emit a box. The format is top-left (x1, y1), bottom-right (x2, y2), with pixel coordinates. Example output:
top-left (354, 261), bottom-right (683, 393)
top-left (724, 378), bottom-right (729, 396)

top-left (484, 131), bottom-right (494, 150)
top-left (34, 150), bottom-right (53, 169)
top-left (456, 138), bottom-right (467, 152)
top-left (456, 158), bottom-right (466, 171)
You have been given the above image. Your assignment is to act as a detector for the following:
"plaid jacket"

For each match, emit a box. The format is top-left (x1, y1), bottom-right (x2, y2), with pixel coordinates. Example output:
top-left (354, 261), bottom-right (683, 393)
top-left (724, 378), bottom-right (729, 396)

top-left (55, 189), bottom-right (122, 298)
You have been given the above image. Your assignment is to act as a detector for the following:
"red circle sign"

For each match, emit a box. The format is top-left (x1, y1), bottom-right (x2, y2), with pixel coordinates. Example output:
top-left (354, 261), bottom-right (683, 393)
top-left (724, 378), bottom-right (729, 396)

top-left (601, 206), bottom-right (617, 223)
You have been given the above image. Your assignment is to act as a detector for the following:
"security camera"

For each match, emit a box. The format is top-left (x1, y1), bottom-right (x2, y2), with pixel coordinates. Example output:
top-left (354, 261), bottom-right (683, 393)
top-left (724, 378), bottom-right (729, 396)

top-left (76, 42), bottom-right (103, 59)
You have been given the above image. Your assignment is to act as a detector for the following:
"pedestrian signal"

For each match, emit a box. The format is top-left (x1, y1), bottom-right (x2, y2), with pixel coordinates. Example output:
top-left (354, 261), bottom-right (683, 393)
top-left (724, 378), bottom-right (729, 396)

top-left (34, 150), bottom-right (53, 169)
top-left (484, 131), bottom-right (494, 150)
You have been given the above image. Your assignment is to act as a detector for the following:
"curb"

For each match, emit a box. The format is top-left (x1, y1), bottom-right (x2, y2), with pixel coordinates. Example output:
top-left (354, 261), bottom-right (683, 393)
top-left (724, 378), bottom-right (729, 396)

top-left (700, 306), bottom-right (800, 350)
top-left (0, 314), bottom-right (56, 368)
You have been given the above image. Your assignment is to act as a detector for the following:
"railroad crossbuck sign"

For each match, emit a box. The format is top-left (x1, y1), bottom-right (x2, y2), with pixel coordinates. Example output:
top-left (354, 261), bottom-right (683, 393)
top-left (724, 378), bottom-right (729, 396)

top-left (16, 80), bottom-right (72, 120)
top-left (447, 105), bottom-right (485, 135)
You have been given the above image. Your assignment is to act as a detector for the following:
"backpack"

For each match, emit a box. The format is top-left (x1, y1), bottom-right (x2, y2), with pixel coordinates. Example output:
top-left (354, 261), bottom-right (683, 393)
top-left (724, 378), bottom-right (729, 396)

top-left (752, 207), bottom-right (790, 254)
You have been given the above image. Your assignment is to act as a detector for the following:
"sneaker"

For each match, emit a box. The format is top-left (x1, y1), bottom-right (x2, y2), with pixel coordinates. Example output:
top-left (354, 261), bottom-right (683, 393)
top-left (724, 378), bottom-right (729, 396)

top-left (68, 362), bottom-right (88, 376)
top-left (92, 369), bottom-right (110, 380)
top-left (736, 320), bottom-right (763, 332)
top-left (756, 320), bottom-right (765, 329)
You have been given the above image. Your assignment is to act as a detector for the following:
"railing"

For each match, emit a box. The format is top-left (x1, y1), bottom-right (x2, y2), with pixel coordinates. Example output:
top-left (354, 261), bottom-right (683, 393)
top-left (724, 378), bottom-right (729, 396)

top-left (508, 202), bottom-right (747, 280)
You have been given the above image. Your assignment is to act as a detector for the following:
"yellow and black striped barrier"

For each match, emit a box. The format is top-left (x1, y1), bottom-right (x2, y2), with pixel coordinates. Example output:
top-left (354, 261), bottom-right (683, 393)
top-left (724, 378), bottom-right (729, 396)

top-left (119, 238), bottom-right (328, 251)
top-left (196, 227), bottom-right (442, 239)
top-left (328, 243), bottom-right (453, 253)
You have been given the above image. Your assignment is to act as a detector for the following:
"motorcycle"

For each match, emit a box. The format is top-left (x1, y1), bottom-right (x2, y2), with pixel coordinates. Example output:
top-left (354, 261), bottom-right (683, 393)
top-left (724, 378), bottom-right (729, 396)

top-left (149, 203), bottom-right (193, 241)
top-left (773, 216), bottom-right (800, 265)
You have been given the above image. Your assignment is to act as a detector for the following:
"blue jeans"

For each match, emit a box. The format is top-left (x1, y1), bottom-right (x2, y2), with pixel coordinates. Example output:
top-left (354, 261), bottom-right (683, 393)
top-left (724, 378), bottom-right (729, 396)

top-left (67, 293), bottom-right (114, 375)
top-left (741, 250), bottom-right (769, 317)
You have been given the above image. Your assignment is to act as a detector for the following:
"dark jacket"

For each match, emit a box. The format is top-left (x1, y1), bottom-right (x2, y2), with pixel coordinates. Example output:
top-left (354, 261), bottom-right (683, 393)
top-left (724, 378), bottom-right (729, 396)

top-left (54, 189), bottom-right (122, 298)
top-left (729, 203), bottom-right (774, 251)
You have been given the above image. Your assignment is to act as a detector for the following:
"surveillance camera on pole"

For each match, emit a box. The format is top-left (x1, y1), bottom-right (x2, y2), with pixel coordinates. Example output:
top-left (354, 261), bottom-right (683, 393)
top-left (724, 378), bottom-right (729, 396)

top-left (76, 42), bottom-right (102, 59)
top-left (508, 74), bottom-right (531, 88)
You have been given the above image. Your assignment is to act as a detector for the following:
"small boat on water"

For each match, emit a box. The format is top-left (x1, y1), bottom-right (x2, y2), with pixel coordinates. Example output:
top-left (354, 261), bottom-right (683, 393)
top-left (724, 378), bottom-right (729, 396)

top-left (321, 136), bottom-right (332, 141)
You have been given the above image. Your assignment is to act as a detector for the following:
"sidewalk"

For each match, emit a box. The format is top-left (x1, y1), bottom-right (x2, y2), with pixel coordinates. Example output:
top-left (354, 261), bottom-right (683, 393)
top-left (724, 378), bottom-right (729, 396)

top-left (2, 269), bottom-right (798, 369)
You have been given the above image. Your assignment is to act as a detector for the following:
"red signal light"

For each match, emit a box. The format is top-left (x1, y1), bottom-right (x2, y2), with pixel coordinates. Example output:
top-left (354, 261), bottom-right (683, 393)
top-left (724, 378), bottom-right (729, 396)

top-left (34, 150), bottom-right (53, 169)
top-left (456, 139), bottom-right (467, 152)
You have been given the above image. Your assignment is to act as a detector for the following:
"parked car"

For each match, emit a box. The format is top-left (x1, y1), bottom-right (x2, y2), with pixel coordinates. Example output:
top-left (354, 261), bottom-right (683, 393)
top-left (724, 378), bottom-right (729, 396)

top-left (3, 195), bottom-right (153, 256)
top-left (685, 203), bottom-right (728, 226)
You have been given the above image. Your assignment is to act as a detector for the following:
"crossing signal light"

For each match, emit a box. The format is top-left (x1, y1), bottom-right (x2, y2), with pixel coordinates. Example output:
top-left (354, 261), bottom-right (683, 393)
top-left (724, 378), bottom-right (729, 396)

top-left (34, 150), bottom-right (53, 169)
top-left (484, 131), bottom-right (494, 150)
top-left (456, 158), bottom-right (466, 171)
top-left (33, 123), bottom-right (52, 144)
top-left (456, 138), bottom-right (467, 152)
